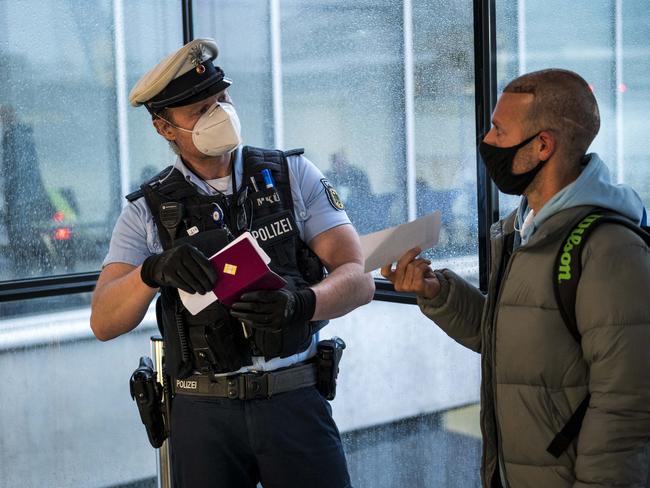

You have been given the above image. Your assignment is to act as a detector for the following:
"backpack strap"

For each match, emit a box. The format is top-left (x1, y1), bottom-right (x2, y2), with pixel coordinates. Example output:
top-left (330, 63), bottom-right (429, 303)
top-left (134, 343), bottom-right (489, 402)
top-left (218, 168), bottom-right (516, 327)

top-left (553, 211), bottom-right (650, 343)
top-left (546, 395), bottom-right (591, 458)
top-left (548, 209), bottom-right (650, 458)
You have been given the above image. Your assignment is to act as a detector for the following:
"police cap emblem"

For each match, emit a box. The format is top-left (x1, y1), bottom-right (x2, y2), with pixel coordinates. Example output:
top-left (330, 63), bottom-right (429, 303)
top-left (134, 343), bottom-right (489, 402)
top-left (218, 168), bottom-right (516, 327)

top-left (320, 178), bottom-right (345, 211)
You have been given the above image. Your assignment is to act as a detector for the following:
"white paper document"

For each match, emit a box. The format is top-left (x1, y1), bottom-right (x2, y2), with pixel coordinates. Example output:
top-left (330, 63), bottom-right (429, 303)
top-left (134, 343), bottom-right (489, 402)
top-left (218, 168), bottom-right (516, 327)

top-left (360, 211), bottom-right (442, 273)
top-left (178, 285), bottom-right (218, 316)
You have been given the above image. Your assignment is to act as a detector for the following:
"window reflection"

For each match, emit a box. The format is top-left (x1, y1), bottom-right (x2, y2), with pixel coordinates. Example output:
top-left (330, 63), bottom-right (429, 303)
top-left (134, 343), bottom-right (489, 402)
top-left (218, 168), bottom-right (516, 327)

top-left (282, 0), bottom-right (408, 236)
top-left (413, 0), bottom-right (478, 261)
top-left (0, 106), bottom-right (77, 277)
top-left (0, 0), bottom-right (183, 282)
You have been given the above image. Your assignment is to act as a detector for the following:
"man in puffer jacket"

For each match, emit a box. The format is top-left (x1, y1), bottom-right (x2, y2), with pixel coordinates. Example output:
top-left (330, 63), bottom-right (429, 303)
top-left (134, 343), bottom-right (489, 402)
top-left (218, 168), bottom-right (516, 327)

top-left (382, 68), bottom-right (650, 487)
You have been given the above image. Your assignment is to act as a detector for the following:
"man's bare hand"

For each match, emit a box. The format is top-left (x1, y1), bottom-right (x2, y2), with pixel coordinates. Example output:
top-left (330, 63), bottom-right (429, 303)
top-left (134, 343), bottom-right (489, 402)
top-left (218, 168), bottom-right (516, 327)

top-left (380, 247), bottom-right (441, 299)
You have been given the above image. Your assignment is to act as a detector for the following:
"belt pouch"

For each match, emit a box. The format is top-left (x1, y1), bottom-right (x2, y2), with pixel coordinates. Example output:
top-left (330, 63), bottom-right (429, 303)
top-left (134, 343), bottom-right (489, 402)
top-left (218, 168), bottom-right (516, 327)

top-left (315, 337), bottom-right (346, 400)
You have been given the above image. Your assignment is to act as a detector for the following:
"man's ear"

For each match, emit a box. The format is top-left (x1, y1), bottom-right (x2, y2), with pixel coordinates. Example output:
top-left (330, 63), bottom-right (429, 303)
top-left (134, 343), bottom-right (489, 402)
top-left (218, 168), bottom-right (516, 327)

top-left (153, 117), bottom-right (175, 142)
top-left (537, 130), bottom-right (556, 161)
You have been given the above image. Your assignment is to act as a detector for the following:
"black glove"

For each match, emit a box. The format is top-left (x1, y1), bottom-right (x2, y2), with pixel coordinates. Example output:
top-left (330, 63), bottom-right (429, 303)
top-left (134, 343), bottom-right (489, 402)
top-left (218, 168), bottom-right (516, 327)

top-left (230, 288), bottom-right (316, 331)
top-left (140, 244), bottom-right (217, 294)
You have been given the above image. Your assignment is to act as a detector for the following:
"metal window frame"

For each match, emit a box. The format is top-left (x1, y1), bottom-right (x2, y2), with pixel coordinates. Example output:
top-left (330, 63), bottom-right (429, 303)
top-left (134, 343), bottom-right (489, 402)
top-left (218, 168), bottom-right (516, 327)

top-left (473, 0), bottom-right (499, 293)
top-left (0, 273), bottom-right (100, 302)
top-left (0, 0), bottom-right (498, 305)
top-left (182, 0), bottom-right (193, 45)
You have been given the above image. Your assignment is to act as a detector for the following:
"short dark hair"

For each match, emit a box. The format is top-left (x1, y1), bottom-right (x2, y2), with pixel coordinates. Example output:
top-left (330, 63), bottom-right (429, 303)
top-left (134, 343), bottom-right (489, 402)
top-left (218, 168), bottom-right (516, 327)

top-left (504, 69), bottom-right (600, 162)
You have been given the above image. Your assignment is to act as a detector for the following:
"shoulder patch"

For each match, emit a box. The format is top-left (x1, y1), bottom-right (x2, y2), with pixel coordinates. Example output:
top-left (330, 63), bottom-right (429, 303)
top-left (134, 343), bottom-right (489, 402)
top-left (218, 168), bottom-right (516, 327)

top-left (320, 178), bottom-right (345, 211)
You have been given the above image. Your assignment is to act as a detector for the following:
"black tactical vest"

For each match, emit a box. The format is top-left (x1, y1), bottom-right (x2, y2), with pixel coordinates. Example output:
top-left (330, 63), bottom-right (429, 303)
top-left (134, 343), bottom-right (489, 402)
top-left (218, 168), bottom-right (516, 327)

top-left (127, 146), bottom-right (327, 379)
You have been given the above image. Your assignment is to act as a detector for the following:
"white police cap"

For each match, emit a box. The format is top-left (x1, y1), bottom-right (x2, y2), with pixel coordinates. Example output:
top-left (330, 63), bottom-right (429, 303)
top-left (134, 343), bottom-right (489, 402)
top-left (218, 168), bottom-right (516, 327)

top-left (129, 38), bottom-right (231, 111)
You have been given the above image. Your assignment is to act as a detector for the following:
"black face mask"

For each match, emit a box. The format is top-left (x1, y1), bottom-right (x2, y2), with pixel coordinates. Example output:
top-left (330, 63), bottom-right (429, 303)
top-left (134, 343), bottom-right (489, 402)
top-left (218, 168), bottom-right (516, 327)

top-left (479, 132), bottom-right (547, 195)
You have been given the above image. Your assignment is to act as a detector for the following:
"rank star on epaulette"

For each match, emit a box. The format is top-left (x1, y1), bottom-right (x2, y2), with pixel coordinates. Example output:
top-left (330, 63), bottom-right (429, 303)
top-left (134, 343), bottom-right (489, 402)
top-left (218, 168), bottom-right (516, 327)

top-left (320, 178), bottom-right (345, 211)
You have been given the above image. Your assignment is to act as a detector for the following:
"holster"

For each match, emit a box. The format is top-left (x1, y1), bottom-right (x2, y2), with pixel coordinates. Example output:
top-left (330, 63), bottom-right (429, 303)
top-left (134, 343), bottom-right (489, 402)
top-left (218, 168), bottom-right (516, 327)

top-left (129, 356), bottom-right (168, 448)
top-left (315, 337), bottom-right (346, 400)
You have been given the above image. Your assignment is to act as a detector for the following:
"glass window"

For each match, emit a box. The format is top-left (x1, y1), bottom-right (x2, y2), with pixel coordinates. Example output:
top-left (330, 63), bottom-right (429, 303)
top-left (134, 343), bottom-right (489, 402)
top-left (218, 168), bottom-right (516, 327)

top-left (496, 0), bottom-right (650, 216)
top-left (193, 0), bottom-right (274, 148)
top-left (0, 0), bottom-right (182, 282)
top-left (280, 0), bottom-right (478, 278)
top-left (125, 2), bottom-right (190, 193)
top-left (0, 293), bottom-right (160, 487)
top-left (0, 1), bottom-right (118, 280)
top-left (413, 0), bottom-right (478, 276)
top-left (281, 0), bottom-right (407, 236)
top-left (326, 301), bottom-right (482, 487)
top-left (0, 1), bottom-right (182, 487)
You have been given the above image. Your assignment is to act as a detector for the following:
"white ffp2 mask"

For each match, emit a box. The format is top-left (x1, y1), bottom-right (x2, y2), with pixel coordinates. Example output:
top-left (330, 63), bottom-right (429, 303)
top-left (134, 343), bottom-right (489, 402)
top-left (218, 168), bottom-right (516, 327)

top-left (165, 102), bottom-right (242, 157)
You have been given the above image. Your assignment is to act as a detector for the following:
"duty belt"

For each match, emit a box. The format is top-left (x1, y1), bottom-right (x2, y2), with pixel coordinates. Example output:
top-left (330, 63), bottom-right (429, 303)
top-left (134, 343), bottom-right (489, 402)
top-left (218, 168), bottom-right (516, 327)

top-left (172, 362), bottom-right (317, 400)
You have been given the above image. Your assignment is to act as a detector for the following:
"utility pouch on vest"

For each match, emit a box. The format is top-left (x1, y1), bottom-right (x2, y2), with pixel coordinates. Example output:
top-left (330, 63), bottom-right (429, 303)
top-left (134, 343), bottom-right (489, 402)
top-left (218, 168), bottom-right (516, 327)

top-left (250, 188), bottom-right (282, 216)
top-left (253, 322), bottom-right (312, 360)
top-left (129, 356), bottom-right (167, 448)
top-left (185, 301), bottom-right (250, 374)
top-left (249, 291), bottom-right (313, 360)
top-left (173, 227), bottom-right (230, 257)
top-left (316, 337), bottom-right (346, 400)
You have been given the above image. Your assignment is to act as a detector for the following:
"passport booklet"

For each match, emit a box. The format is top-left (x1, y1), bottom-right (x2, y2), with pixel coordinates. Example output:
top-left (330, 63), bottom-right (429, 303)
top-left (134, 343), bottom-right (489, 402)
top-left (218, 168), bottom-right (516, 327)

top-left (178, 232), bottom-right (286, 315)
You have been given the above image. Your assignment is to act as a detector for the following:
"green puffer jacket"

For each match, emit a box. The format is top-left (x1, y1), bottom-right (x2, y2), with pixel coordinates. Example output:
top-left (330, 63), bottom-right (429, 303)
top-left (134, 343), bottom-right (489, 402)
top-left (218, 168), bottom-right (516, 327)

top-left (418, 205), bottom-right (650, 487)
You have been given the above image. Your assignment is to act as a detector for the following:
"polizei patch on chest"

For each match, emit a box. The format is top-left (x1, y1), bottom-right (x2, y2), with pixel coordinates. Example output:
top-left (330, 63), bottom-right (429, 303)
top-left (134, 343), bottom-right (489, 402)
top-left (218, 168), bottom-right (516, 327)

top-left (251, 211), bottom-right (298, 247)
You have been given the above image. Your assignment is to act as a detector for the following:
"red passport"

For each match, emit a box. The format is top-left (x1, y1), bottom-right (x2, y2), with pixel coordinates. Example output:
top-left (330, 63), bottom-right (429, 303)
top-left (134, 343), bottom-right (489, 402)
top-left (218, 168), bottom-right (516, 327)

top-left (209, 233), bottom-right (286, 307)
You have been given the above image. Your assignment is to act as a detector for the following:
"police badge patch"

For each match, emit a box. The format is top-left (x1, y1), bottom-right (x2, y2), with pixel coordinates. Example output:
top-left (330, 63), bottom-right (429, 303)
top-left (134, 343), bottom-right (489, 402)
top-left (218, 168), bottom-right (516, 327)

top-left (320, 178), bottom-right (345, 211)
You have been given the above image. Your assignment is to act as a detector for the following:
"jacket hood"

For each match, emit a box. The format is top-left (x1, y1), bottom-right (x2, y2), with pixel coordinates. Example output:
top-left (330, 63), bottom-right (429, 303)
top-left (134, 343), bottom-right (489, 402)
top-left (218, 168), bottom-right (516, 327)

top-left (517, 153), bottom-right (646, 245)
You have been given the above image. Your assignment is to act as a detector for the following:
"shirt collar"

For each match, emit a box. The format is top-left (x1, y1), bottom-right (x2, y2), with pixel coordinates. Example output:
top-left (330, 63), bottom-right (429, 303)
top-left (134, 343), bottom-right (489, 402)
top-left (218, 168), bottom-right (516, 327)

top-left (171, 146), bottom-right (244, 195)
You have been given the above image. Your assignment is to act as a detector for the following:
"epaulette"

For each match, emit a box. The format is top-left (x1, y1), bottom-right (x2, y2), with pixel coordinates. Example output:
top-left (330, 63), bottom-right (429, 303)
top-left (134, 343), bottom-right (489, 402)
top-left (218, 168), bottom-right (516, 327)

top-left (283, 148), bottom-right (305, 157)
top-left (125, 189), bottom-right (143, 202)
top-left (124, 165), bottom-right (175, 202)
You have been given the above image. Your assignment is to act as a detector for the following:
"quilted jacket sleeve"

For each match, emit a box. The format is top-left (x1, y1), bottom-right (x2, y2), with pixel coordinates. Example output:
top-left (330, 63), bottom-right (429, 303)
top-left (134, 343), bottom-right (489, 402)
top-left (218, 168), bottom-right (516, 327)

top-left (416, 269), bottom-right (485, 353)
top-left (573, 225), bottom-right (650, 487)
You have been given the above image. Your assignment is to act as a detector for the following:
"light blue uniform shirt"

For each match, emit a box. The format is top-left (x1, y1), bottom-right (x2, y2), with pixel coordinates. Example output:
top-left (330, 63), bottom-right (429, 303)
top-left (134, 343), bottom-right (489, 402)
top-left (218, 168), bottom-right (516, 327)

top-left (104, 146), bottom-right (351, 373)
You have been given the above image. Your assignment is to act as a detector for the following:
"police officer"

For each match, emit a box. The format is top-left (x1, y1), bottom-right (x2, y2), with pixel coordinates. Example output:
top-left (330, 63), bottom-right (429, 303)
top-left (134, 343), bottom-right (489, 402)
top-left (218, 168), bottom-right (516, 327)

top-left (90, 39), bottom-right (375, 488)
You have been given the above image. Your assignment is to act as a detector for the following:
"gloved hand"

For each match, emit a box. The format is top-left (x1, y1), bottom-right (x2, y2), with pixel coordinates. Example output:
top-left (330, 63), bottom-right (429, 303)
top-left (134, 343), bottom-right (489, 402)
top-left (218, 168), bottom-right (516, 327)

top-left (230, 288), bottom-right (316, 331)
top-left (140, 244), bottom-right (217, 294)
